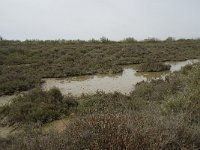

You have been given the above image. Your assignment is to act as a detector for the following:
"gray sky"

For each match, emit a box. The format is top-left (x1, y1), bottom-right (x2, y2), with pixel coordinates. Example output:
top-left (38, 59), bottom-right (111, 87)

top-left (0, 0), bottom-right (200, 40)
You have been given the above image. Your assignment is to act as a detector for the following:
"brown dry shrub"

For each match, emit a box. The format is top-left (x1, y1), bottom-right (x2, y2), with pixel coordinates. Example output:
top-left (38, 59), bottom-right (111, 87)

top-left (62, 113), bottom-right (184, 150)
top-left (3, 112), bottom-right (200, 150)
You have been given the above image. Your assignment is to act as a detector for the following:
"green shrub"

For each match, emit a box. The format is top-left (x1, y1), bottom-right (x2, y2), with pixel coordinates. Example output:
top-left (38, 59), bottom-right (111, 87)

top-left (100, 37), bottom-right (110, 43)
top-left (138, 63), bottom-right (171, 72)
top-left (121, 37), bottom-right (137, 43)
top-left (0, 88), bottom-right (78, 125)
top-left (161, 64), bottom-right (200, 125)
top-left (77, 92), bottom-right (147, 114)
top-left (132, 76), bottom-right (183, 102)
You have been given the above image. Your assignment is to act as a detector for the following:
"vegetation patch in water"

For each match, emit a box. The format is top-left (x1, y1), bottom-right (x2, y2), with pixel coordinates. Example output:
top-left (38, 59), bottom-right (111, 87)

top-left (138, 62), bottom-right (171, 72)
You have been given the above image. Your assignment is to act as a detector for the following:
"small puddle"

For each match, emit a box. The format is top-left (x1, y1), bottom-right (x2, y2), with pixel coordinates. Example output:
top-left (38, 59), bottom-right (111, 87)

top-left (42, 59), bottom-right (199, 96)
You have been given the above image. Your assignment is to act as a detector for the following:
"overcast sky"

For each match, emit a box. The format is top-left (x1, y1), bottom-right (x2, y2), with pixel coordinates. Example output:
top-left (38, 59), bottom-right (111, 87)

top-left (0, 0), bottom-right (200, 40)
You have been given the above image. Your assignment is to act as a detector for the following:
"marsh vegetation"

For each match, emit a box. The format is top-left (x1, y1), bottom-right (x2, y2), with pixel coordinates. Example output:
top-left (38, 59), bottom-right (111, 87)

top-left (1, 39), bottom-right (200, 95)
top-left (0, 88), bottom-right (78, 126)
top-left (138, 62), bottom-right (171, 72)
top-left (1, 39), bottom-right (200, 149)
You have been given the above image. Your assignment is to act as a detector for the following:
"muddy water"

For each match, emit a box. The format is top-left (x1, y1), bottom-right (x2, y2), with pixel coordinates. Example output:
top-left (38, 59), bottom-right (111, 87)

top-left (42, 59), bottom-right (199, 96)
top-left (165, 59), bottom-right (199, 72)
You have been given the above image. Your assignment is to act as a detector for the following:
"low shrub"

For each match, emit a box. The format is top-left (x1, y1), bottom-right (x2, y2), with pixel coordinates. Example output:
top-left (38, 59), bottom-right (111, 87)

top-left (0, 88), bottom-right (78, 126)
top-left (77, 92), bottom-right (147, 114)
top-left (162, 84), bottom-right (200, 125)
top-left (138, 63), bottom-right (171, 72)
top-left (131, 75), bottom-right (183, 102)
top-left (3, 113), bottom-right (200, 149)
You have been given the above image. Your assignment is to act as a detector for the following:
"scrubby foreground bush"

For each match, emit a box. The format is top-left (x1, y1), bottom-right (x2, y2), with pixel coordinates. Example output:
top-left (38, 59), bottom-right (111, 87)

top-left (0, 88), bottom-right (78, 126)
top-left (2, 113), bottom-right (200, 150)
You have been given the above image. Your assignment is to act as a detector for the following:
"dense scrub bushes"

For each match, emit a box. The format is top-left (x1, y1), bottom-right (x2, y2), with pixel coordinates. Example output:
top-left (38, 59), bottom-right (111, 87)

top-left (0, 88), bottom-right (78, 126)
top-left (1, 63), bottom-right (200, 149)
top-left (63, 113), bottom-right (200, 149)
top-left (138, 63), bottom-right (171, 72)
top-left (132, 63), bottom-right (200, 129)
top-left (162, 64), bottom-right (200, 125)
top-left (1, 40), bottom-right (200, 148)
top-left (0, 65), bottom-right (42, 96)
top-left (1, 40), bottom-right (200, 95)
top-left (77, 92), bottom-right (147, 115)
top-left (132, 76), bottom-right (184, 102)
top-left (2, 113), bottom-right (200, 149)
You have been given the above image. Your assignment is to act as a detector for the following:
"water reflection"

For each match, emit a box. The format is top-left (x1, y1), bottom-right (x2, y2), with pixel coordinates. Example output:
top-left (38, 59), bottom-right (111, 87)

top-left (43, 68), bottom-right (145, 95)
